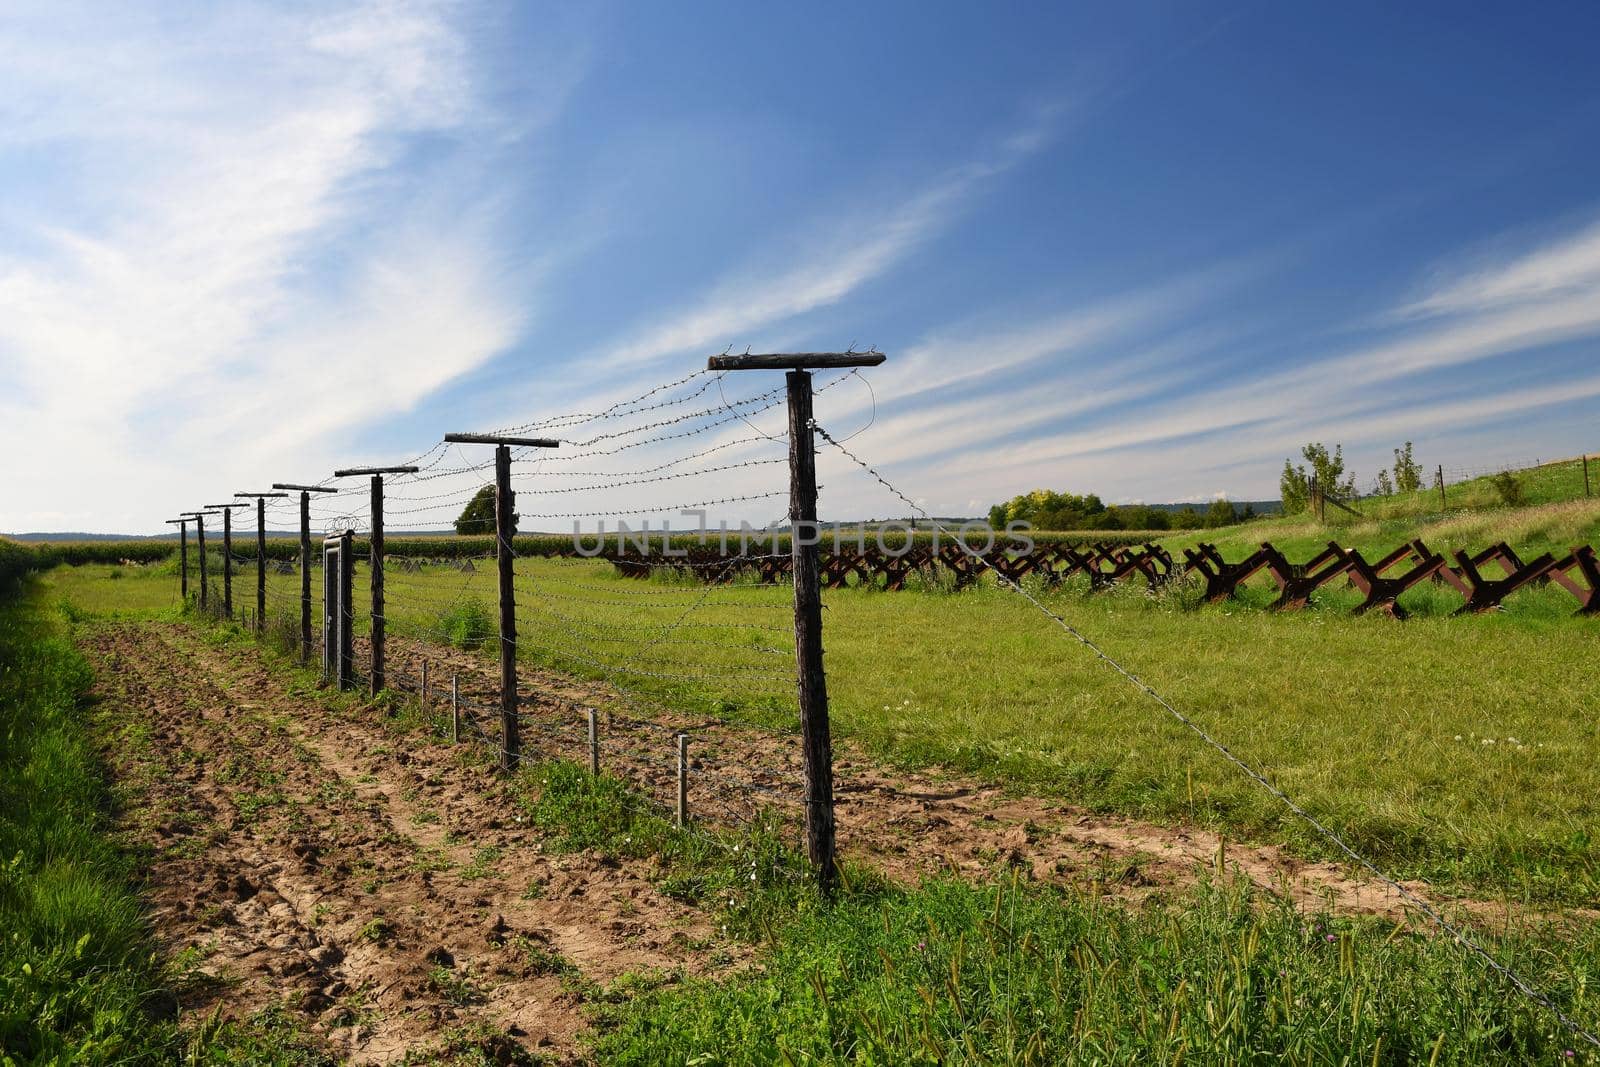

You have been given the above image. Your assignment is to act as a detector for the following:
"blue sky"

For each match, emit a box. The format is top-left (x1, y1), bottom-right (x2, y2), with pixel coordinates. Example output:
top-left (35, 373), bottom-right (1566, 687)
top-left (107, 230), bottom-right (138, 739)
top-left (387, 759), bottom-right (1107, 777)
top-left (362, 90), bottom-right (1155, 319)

top-left (3, 1), bottom-right (1600, 532)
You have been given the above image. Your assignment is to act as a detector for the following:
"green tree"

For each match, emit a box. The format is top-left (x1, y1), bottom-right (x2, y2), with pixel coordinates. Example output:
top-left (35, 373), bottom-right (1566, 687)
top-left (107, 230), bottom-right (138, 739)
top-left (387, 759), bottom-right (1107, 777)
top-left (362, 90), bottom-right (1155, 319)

top-left (990, 490), bottom-right (1108, 530)
top-left (1392, 441), bottom-right (1423, 493)
top-left (454, 485), bottom-right (517, 536)
top-left (1205, 498), bottom-right (1238, 528)
top-left (1373, 469), bottom-right (1395, 497)
top-left (1280, 443), bottom-right (1355, 512)
top-left (1280, 460), bottom-right (1310, 514)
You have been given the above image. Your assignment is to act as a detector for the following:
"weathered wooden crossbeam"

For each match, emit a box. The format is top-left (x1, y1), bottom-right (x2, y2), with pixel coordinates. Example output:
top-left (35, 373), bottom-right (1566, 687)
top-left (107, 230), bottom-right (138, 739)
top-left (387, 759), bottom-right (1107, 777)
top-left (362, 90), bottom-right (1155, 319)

top-left (706, 351), bottom-right (886, 371)
top-left (442, 433), bottom-right (561, 448)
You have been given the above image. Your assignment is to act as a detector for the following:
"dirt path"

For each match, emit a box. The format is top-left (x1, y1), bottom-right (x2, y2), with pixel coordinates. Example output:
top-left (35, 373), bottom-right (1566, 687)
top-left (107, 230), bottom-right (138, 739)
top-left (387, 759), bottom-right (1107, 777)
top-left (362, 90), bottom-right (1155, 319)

top-left (87, 622), bottom-right (727, 1064)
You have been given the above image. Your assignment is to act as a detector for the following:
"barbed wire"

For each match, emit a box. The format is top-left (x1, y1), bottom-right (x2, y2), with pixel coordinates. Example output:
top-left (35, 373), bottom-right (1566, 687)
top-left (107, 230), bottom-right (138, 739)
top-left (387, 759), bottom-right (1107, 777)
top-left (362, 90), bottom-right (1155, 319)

top-left (811, 419), bottom-right (1600, 1053)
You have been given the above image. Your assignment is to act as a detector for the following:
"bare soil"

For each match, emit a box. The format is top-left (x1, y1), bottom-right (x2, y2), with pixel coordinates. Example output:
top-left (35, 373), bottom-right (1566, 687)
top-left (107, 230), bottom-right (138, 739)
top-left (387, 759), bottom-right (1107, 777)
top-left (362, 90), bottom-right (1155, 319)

top-left (87, 623), bottom-right (727, 1064)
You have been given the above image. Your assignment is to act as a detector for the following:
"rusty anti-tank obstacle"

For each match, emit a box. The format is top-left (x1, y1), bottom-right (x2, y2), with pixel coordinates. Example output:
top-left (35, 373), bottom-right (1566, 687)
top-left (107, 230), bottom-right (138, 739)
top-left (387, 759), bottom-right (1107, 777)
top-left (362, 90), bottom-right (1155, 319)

top-left (1182, 542), bottom-right (1273, 602)
top-left (1260, 541), bottom-right (1352, 610)
top-left (1345, 543), bottom-right (1446, 618)
top-left (1548, 546), bottom-right (1600, 615)
top-left (1451, 543), bottom-right (1557, 615)
top-left (591, 536), bottom-right (1600, 617)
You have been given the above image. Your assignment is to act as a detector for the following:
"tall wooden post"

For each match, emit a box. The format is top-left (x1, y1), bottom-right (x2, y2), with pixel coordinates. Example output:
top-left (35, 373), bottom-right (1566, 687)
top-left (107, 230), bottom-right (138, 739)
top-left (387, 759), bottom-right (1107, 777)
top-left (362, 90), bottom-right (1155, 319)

top-left (706, 349), bottom-right (886, 893)
top-left (368, 474), bottom-right (386, 693)
top-left (1585, 455), bottom-right (1592, 499)
top-left (495, 444), bottom-right (519, 769)
top-left (1437, 465), bottom-right (1446, 511)
top-left (442, 433), bottom-right (560, 772)
top-left (300, 495), bottom-right (310, 655)
top-left (182, 512), bottom-right (211, 610)
top-left (166, 519), bottom-right (189, 602)
top-left (786, 370), bottom-right (836, 889)
top-left (221, 509), bottom-right (232, 616)
top-left (257, 497), bottom-right (266, 626)
top-left (206, 503), bottom-right (249, 620)
top-left (273, 483), bottom-right (338, 663)
top-left (332, 464), bottom-right (419, 695)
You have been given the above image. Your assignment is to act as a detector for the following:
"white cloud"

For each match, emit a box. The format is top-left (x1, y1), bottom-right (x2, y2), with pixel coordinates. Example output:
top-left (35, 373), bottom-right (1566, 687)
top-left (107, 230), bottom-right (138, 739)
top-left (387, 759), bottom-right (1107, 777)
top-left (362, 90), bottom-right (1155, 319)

top-left (592, 116), bottom-right (1061, 374)
top-left (0, 1), bottom-right (545, 532)
top-left (1402, 216), bottom-right (1600, 319)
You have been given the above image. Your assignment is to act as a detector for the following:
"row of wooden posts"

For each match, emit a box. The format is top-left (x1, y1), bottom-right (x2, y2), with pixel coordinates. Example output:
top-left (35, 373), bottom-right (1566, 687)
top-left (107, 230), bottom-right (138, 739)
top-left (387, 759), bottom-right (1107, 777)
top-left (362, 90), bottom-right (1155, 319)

top-left (167, 351), bottom-right (885, 891)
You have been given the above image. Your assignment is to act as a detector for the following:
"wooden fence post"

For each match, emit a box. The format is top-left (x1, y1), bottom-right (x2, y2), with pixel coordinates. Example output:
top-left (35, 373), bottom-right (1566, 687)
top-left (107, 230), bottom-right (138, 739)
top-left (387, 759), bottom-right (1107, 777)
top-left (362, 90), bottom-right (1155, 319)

top-left (706, 350), bottom-right (886, 893)
top-left (441, 433), bottom-right (560, 773)
top-left (1585, 455), bottom-right (1592, 499)
top-left (257, 497), bottom-right (266, 629)
top-left (676, 733), bottom-right (689, 827)
top-left (451, 674), bottom-right (460, 744)
top-left (221, 508), bottom-right (232, 617)
top-left (236, 492), bottom-right (286, 635)
top-left (422, 659), bottom-right (430, 704)
top-left (496, 444), bottom-right (518, 769)
top-left (182, 512), bottom-right (210, 610)
top-left (205, 503), bottom-right (250, 620)
top-left (331, 464), bottom-right (419, 695)
top-left (1437, 465), bottom-right (1446, 511)
top-left (165, 519), bottom-right (189, 601)
top-left (272, 484), bottom-right (338, 664)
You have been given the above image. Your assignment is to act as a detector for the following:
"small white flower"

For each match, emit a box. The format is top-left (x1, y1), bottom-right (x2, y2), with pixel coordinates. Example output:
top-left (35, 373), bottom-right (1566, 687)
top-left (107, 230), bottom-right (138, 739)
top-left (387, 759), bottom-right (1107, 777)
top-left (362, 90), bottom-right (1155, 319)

top-left (1454, 735), bottom-right (1463, 742)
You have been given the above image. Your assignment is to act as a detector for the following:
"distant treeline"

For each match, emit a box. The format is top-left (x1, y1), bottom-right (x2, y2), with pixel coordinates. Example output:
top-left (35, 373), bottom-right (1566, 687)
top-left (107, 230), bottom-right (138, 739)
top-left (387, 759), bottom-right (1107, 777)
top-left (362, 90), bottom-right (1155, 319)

top-left (989, 491), bottom-right (1259, 532)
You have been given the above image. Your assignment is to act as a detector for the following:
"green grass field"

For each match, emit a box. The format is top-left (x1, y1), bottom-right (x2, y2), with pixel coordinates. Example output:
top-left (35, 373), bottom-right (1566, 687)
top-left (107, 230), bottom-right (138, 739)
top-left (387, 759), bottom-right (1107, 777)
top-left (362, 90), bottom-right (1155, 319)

top-left (46, 490), bottom-right (1600, 906)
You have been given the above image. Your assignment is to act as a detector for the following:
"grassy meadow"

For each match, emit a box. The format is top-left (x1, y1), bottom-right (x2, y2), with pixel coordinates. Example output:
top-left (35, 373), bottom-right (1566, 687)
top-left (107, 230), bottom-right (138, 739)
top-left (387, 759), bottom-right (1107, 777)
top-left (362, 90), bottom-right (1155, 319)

top-left (46, 489), bottom-right (1600, 904)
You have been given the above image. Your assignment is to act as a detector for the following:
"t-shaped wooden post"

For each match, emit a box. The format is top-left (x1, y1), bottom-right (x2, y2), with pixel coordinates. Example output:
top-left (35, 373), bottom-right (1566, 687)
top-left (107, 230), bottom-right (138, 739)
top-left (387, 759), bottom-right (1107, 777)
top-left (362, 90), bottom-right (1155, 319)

top-left (442, 433), bottom-right (560, 772)
top-left (707, 350), bottom-right (886, 893)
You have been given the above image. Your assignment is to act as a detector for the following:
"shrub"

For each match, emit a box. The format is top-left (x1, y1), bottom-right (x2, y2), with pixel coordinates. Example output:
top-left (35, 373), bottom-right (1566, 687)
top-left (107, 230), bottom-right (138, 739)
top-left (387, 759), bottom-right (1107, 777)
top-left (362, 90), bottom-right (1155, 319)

top-left (435, 598), bottom-right (494, 650)
top-left (1492, 470), bottom-right (1526, 507)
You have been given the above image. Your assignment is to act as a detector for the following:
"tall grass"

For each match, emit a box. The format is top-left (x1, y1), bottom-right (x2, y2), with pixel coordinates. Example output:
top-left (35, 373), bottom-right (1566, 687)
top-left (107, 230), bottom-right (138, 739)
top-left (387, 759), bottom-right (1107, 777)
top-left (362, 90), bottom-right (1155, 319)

top-left (0, 579), bottom-right (173, 1061)
top-left (504, 755), bottom-right (1600, 1064)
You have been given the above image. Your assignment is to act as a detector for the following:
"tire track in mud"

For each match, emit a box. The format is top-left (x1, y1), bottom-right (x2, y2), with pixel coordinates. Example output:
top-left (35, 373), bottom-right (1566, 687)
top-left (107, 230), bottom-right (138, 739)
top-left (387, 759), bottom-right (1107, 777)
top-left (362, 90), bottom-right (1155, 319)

top-left (86, 622), bottom-right (729, 1065)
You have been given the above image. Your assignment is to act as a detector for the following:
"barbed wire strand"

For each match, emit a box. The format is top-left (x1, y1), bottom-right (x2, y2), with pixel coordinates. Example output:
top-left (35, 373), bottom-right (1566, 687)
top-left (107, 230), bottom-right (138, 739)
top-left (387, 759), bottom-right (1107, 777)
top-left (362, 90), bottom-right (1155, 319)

top-left (811, 420), bottom-right (1600, 1052)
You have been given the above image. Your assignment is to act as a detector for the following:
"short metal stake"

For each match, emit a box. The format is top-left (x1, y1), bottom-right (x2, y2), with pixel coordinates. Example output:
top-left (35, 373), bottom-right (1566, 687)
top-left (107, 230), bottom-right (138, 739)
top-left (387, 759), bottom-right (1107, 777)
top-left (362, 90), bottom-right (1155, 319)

top-left (451, 674), bottom-right (460, 744)
top-left (676, 734), bottom-right (689, 828)
top-left (587, 708), bottom-right (600, 775)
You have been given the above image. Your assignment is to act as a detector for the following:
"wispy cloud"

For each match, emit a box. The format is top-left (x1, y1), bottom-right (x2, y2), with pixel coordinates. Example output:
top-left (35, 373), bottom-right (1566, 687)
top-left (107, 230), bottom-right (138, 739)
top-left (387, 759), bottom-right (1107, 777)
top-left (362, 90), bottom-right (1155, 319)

top-left (0, 1), bottom-right (555, 531)
top-left (1401, 216), bottom-right (1600, 319)
top-left (593, 114), bottom-right (1063, 373)
top-left (817, 211), bottom-right (1600, 512)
